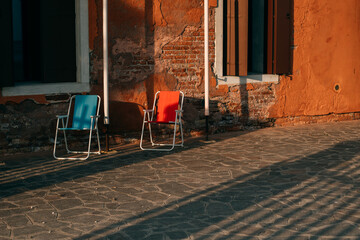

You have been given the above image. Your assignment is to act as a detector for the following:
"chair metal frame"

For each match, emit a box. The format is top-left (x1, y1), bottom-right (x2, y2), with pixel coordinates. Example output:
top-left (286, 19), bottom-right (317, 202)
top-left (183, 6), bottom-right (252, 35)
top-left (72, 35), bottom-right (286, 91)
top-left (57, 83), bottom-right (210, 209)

top-left (140, 91), bottom-right (184, 151)
top-left (53, 95), bottom-right (101, 160)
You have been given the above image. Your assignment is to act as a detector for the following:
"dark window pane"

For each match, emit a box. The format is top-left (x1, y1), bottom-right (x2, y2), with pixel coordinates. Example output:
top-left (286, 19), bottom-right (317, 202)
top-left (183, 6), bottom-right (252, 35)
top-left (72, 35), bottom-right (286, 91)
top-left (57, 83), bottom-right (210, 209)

top-left (0, 0), bottom-right (14, 87)
top-left (39, 0), bottom-right (76, 83)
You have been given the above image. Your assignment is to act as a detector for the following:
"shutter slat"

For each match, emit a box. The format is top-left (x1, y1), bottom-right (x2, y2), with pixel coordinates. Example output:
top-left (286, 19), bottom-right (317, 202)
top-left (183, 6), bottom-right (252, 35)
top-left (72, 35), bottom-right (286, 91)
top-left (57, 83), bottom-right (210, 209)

top-left (227, 0), bottom-right (235, 75)
top-left (267, 0), bottom-right (274, 73)
top-left (226, 0), bottom-right (248, 76)
top-left (0, 0), bottom-right (14, 87)
top-left (238, 0), bottom-right (248, 76)
top-left (275, 0), bottom-right (291, 74)
top-left (267, 0), bottom-right (292, 74)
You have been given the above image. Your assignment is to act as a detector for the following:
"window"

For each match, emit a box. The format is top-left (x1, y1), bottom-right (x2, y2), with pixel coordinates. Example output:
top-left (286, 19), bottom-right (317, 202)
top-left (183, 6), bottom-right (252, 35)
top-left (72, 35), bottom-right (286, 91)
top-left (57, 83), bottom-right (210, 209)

top-left (215, 0), bottom-right (292, 84)
top-left (0, 0), bottom-right (90, 96)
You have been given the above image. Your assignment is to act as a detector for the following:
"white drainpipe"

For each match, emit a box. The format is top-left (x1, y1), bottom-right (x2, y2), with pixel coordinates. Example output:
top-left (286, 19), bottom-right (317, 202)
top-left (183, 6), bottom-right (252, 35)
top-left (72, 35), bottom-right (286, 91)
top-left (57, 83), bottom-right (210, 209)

top-left (204, 0), bottom-right (209, 117)
top-left (103, 0), bottom-right (109, 125)
top-left (204, 0), bottom-right (210, 139)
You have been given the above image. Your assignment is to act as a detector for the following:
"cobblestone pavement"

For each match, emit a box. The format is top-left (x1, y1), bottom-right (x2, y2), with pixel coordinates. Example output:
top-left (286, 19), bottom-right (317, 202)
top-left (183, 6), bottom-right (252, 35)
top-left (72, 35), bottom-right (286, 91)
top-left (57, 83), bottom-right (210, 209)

top-left (1, 120), bottom-right (360, 239)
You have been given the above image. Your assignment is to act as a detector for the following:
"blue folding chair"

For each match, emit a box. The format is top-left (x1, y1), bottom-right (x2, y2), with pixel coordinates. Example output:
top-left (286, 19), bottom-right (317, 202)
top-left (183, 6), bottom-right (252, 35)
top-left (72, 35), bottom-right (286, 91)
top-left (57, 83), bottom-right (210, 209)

top-left (53, 95), bottom-right (101, 160)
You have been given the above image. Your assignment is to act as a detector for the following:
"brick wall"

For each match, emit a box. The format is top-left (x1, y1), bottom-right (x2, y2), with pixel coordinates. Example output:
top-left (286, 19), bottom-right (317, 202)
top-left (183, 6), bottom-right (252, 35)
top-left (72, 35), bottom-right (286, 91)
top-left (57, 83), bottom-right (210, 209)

top-left (0, 97), bottom-right (69, 154)
top-left (155, 11), bottom-right (277, 133)
top-left (87, 2), bottom-right (282, 137)
top-left (161, 25), bottom-right (215, 98)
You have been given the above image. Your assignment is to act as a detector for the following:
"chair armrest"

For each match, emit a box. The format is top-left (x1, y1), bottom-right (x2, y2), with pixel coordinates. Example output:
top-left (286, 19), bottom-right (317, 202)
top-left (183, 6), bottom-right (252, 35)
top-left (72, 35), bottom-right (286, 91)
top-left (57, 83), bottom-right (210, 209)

top-left (143, 109), bottom-right (154, 112)
top-left (56, 115), bottom-right (68, 119)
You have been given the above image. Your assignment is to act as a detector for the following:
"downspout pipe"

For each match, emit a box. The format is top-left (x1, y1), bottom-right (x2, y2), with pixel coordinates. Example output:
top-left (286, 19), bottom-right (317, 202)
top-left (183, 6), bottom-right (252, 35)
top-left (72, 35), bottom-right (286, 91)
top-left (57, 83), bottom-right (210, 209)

top-left (103, 0), bottom-right (110, 151)
top-left (204, 0), bottom-right (209, 140)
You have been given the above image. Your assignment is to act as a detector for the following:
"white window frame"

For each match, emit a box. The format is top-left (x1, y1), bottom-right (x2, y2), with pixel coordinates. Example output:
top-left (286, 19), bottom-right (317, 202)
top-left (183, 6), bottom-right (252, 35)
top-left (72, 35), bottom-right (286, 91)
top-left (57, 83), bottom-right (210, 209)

top-left (2, 0), bottom-right (90, 96)
top-left (214, 0), bottom-right (279, 86)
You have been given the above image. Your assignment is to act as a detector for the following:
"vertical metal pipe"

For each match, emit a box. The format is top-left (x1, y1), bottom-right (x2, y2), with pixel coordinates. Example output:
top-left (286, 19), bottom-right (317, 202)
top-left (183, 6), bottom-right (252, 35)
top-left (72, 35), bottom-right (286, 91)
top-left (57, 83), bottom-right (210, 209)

top-left (103, 0), bottom-right (110, 151)
top-left (204, 0), bottom-right (210, 140)
top-left (204, 0), bottom-right (209, 118)
top-left (205, 116), bottom-right (209, 141)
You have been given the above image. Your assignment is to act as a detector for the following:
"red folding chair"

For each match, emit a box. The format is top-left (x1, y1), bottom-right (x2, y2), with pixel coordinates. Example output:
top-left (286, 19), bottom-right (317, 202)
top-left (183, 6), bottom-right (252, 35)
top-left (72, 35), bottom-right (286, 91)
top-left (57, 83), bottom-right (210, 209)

top-left (140, 91), bottom-right (184, 151)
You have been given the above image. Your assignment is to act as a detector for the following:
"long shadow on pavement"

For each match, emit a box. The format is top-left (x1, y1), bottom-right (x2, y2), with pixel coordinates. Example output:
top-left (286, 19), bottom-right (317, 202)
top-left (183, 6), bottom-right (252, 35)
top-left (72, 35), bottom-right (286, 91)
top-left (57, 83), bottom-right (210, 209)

top-left (73, 140), bottom-right (360, 239)
top-left (0, 132), bottom-right (247, 199)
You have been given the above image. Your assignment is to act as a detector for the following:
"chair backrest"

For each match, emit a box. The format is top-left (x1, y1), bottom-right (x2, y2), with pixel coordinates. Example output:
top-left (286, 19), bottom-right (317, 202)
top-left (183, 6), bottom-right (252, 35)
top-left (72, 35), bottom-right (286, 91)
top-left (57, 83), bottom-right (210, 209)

top-left (155, 91), bottom-right (182, 123)
top-left (72, 95), bottom-right (99, 129)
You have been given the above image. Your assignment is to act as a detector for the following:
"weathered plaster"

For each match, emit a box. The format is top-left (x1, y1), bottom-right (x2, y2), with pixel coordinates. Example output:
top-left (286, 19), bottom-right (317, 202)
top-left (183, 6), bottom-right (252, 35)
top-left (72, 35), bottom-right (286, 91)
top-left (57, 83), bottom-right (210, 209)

top-left (269, 0), bottom-right (360, 119)
top-left (89, 0), bottom-right (207, 132)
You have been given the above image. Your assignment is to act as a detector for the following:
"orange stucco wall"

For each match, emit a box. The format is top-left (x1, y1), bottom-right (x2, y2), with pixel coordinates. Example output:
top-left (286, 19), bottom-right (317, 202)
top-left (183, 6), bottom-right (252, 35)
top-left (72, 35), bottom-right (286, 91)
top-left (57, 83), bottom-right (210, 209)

top-left (87, 0), bottom-right (360, 132)
top-left (269, 0), bottom-right (360, 118)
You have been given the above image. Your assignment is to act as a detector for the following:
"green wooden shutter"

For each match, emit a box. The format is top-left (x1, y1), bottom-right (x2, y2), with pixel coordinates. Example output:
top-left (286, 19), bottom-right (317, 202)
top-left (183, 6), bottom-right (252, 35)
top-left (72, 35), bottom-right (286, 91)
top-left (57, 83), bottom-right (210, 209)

top-left (0, 0), bottom-right (14, 87)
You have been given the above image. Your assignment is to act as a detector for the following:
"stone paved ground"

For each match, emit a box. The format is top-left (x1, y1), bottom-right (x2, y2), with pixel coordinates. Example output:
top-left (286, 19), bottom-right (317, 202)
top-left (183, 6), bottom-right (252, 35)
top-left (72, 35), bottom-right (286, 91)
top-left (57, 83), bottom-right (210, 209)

top-left (1, 120), bottom-right (360, 239)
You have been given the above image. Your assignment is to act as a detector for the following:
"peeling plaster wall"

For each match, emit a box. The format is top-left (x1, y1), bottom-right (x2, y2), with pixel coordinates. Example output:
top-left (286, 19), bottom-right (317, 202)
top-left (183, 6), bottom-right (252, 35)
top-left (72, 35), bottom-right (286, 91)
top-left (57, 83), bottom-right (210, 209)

top-left (269, 0), bottom-right (360, 121)
top-left (89, 0), bottom-right (214, 132)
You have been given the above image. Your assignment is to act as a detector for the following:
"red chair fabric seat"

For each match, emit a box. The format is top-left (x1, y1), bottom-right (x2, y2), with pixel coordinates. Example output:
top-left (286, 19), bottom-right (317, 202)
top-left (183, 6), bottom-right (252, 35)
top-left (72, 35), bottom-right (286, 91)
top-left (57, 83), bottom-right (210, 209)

top-left (155, 91), bottom-right (180, 123)
top-left (140, 91), bottom-right (184, 151)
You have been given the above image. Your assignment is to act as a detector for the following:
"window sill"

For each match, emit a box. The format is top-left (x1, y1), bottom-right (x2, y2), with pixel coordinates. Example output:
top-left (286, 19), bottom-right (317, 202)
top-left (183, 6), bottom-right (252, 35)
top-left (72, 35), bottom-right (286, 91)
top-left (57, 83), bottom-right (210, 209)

top-left (1, 82), bottom-right (90, 96)
top-left (217, 74), bottom-right (279, 86)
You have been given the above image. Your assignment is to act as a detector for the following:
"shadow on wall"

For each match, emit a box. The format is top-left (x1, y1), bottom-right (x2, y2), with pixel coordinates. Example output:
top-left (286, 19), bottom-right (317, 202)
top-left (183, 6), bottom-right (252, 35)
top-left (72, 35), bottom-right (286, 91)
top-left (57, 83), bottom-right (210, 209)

top-left (91, 0), bottom-right (157, 135)
top-left (102, 97), bottom-right (226, 137)
top-left (102, 94), bottom-right (274, 141)
top-left (184, 95), bottom-right (274, 135)
top-left (0, 99), bottom-right (69, 152)
top-left (107, 101), bottom-right (145, 132)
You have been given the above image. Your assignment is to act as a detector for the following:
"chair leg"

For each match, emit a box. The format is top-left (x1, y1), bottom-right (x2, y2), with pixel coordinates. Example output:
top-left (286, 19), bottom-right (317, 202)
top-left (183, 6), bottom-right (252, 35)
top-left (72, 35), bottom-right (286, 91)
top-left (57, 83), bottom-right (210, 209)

top-left (85, 127), bottom-right (93, 160)
top-left (140, 117), bottom-right (171, 151)
top-left (140, 114), bottom-right (147, 150)
top-left (53, 118), bottom-right (71, 157)
top-left (150, 122), bottom-right (177, 151)
top-left (53, 118), bottom-right (60, 159)
top-left (96, 128), bottom-right (101, 154)
top-left (140, 112), bottom-right (184, 151)
top-left (54, 127), bottom-right (101, 161)
top-left (60, 118), bottom-right (71, 153)
top-left (179, 120), bottom-right (184, 147)
top-left (144, 111), bottom-right (154, 146)
top-left (63, 130), bottom-right (70, 153)
top-left (141, 124), bottom-right (181, 152)
top-left (53, 118), bottom-right (80, 160)
top-left (148, 122), bottom-right (154, 146)
top-left (65, 120), bottom-right (100, 157)
top-left (169, 122), bottom-right (178, 151)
